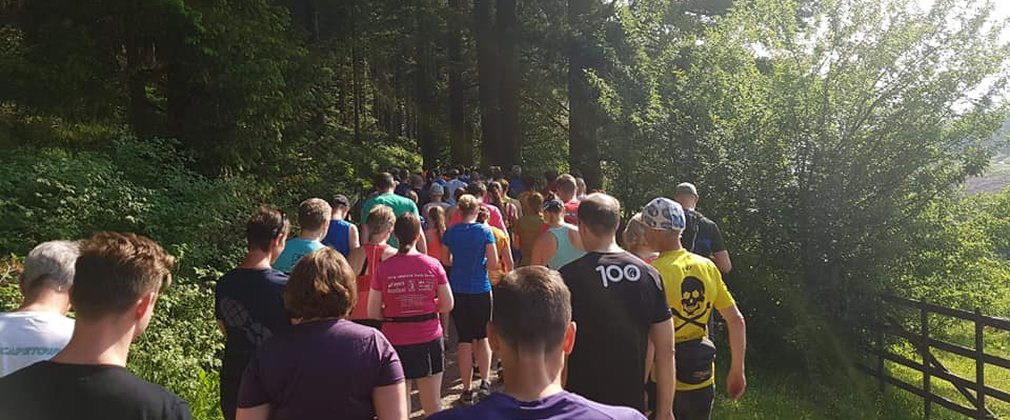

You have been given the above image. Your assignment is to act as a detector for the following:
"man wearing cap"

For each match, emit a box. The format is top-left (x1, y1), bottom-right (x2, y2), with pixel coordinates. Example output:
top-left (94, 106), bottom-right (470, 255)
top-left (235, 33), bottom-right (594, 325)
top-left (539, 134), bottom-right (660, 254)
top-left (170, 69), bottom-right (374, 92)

top-left (643, 197), bottom-right (747, 420)
top-left (422, 184), bottom-right (451, 215)
top-left (322, 194), bottom-right (360, 258)
top-left (674, 183), bottom-right (732, 274)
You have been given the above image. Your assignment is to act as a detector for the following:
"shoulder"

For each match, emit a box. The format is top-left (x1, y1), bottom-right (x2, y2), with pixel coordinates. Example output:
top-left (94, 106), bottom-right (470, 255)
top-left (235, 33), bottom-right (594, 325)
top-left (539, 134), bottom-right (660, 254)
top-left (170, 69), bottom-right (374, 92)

top-left (567, 393), bottom-right (646, 419)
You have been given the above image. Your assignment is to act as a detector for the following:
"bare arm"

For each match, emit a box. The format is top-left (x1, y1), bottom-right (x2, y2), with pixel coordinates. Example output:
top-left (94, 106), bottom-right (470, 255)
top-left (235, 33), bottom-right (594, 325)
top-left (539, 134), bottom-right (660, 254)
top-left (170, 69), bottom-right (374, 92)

top-left (436, 283), bottom-right (454, 313)
top-left (372, 382), bottom-right (408, 420)
top-left (348, 224), bottom-right (360, 252)
top-left (347, 248), bottom-right (366, 276)
top-left (531, 234), bottom-right (556, 267)
top-left (367, 289), bottom-right (384, 320)
top-left (440, 243), bottom-right (452, 267)
top-left (235, 404), bottom-right (270, 420)
top-left (712, 251), bottom-right (732, 274)
top-left (416, 229), bottom-right (428, 254)
top-left (719, 304), bottom-right (747, 400)
top-left (649, 319), bottom-right (676, 420)
top-left (501, 238), bottom-right (515, 272)
top-left (217, 320), bottom-right (227, 338)
top-left (485, 243), bottom-right (499, 273)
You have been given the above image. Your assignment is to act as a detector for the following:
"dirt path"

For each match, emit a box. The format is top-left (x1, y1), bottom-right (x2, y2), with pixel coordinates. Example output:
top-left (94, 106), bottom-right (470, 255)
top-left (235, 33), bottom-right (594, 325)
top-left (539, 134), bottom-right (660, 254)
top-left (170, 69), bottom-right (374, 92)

top-left (408, 322), bottom-right (500, 419)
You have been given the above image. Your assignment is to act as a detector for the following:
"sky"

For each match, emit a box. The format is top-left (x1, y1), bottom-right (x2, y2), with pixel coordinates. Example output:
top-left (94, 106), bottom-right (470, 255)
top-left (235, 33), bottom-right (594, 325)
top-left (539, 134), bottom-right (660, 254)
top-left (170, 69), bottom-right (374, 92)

top-left (913, 0), bottom-right (1010, 22)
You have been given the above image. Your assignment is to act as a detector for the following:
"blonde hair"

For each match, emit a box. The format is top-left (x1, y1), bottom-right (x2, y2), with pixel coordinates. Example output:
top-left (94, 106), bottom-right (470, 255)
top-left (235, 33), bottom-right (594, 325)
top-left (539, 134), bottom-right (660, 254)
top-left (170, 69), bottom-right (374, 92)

top-left (456, 194), bottom-right (480, 217)
top-left (623, 213), bottom-right (649, 250)
top-left (366, 205), bottom-right (396, 240)
top-left (298, 198), bottom-right (332, 231)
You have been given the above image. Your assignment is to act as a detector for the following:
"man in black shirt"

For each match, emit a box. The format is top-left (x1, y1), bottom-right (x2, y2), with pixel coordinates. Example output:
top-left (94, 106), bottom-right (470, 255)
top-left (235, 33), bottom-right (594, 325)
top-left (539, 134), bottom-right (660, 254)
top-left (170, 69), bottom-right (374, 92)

top-left (215, 206), bottom-right (292, 420)
top-left (560, 193), bottom-right (676, 419)
top-left (0, 232), bottom-right (191, 420)
top-left (675, 183), bottom-right (732, 274)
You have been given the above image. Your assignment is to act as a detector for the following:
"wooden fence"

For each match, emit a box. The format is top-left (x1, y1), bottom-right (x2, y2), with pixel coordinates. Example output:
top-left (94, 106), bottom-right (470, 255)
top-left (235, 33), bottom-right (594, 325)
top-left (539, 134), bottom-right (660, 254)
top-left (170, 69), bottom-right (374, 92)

top-left (857, 295), bottom-right (1010, 419)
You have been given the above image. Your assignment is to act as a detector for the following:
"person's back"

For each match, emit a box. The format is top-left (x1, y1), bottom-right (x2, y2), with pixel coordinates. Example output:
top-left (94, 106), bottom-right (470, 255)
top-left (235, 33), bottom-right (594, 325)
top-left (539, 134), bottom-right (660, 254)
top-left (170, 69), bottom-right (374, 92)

top-left (0, 240), bottom-right (79, 377)
top-left (241, 319), bottom-right (400, 419)
top-left (363, 194), bottom-right (420, 247)
top-left (558, 194), bottom-right (675, 415)
top-left (1, 361), bottom-right (189, 420)
top-left (0, 232), bottom-right (190, 420)
top-left (516, 213), bottom-right (545, 266)
top-left (273, 198), bottom-right (332, 273)
top-left (442, 222), bottom-right (494, 294)
top-left (547, 224), bottom-right (584, 269)
top-left (237, 248), bottom-right (405, 420)
top-left (321, 218), bottom-right (353, 257)
top-left (0, 312), bottom-right (74, 375)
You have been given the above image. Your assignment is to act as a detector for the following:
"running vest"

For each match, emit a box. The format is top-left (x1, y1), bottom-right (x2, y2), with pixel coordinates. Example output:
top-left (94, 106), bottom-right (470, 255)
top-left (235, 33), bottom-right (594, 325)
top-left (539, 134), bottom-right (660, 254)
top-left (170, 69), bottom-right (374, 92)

top-left (352, 243), bottom-right (388, 320)
top-left (322, 219), bottom-right (352, 257)
top-left (548, 226), bottom-right (585, 269)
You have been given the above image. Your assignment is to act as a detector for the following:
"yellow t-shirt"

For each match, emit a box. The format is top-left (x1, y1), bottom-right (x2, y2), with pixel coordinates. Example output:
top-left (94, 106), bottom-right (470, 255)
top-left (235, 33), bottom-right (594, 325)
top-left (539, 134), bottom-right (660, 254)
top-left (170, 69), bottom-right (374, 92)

top-left (651, 249), bottom-right (735, 391)
top-left (489, 226), bottom-right (511, 285)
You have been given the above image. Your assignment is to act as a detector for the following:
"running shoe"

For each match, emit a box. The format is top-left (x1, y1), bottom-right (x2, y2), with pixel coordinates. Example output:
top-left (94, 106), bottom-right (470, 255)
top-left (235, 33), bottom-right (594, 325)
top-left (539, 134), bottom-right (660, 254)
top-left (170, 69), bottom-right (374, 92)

top-left (477, 380), bottom-right (492, 400)
top-left (459, 389), bottom-right (475, 406)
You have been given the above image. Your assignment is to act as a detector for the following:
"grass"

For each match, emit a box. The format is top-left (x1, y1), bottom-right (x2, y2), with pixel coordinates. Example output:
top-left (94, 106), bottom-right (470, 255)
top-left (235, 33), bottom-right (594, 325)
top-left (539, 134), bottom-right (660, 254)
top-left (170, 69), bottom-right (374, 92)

top-left (885, 320), bottom-right (1010, 420)
top-left (711, 364), bottom-right (941, 420)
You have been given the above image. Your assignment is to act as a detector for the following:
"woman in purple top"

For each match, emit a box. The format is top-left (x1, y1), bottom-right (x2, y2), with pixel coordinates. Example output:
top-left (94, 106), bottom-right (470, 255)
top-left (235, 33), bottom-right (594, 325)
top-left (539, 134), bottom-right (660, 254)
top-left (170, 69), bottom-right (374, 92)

top-left (236, 248), bottom-right (407, 420)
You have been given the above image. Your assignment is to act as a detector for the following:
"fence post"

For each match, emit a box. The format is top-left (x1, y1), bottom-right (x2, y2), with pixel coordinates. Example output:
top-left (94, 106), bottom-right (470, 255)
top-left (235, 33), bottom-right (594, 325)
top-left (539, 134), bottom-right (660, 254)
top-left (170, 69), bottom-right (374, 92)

top-left (975, 309), bottom-right (986, 420)
top-left (877, 321), bottom-right (885, 392)
top-left (921, 302), bottom-right (931, 418)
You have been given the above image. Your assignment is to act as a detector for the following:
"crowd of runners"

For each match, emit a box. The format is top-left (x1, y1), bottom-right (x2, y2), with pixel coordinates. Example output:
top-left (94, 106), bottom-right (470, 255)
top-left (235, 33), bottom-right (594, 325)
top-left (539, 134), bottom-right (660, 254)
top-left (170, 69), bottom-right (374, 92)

top-left (0, 164), bottom-right (748, 420)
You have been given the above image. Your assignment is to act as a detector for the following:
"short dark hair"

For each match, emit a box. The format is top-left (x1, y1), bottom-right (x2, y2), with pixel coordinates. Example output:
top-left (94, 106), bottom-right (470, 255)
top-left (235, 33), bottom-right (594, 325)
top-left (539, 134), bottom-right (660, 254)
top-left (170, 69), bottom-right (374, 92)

top-left (247, 206), bottom-right (289, 251)
top-left (285, 248), bottom-right (356, 319)
top-left (493, 266), bottom-right (571, 352)
top-left (374, 172), bottom-right (396, 191)
top-left (466, 181), bottom-right (488, 197)
top-left (328, 194), bottom-right (350, 209)
top-left (577, 193), bottom-right (621, 235)
top-left (72, 232), bottom-right (175, 320)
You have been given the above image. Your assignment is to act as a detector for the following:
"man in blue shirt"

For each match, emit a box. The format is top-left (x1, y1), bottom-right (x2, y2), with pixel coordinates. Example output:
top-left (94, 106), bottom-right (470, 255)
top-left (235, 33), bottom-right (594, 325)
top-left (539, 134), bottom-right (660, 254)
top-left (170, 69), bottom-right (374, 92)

top-left (272, 198), bottom-right (331, 273)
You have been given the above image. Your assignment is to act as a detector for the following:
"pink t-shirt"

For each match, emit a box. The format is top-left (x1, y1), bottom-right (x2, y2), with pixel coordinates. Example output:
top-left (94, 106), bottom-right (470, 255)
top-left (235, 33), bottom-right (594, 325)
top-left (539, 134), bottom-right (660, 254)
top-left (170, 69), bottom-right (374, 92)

top-left (371, 253), bottom-right (448, 346)
top-left (449, 203), bottom-right (508, 233)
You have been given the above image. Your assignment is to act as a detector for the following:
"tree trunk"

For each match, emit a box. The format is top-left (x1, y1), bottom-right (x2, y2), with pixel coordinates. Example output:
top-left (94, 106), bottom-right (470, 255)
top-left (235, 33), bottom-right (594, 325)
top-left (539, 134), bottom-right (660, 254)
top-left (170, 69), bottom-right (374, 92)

top-left (474, 0), bottom-right (501, 167)
top-left (448, 0), bottom-right (471, 165)
top-left (567, 0), bottom-right (602, 189)
top-left (415, 0), bottom-right (438, 169)
top-left (496, 0), bottom-right (519, 167)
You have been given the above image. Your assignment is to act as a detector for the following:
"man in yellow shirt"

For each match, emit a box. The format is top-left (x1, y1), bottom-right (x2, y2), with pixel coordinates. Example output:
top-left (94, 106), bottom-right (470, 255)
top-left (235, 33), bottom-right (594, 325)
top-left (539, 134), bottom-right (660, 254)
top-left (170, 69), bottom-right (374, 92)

top-left (642, 197), bottom-right (747, 420)
top-left (478, 207), bottom-right (514, 285)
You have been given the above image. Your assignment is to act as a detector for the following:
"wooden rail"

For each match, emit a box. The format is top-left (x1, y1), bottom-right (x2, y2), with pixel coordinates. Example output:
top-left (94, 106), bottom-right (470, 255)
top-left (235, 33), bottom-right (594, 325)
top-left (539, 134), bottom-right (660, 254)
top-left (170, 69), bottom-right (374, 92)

top-left (857, 295), bottom-right (1010, 419)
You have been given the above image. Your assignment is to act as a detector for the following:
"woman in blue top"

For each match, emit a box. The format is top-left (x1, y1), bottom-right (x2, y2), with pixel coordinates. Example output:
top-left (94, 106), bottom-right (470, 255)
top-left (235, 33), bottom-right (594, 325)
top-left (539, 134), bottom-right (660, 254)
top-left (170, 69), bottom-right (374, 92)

top-left (531, 200), bottom-right (585, 269)
top-left (440, 194), bottom-right (499, 405)
top-left (321, 194), bottom-right (360, 258)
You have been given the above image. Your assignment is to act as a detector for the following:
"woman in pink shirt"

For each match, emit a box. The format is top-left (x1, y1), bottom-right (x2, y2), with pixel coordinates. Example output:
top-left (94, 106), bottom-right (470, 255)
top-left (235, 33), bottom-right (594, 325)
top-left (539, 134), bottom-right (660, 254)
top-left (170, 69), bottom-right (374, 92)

top-left (368, 213), bottom-right (454, 416)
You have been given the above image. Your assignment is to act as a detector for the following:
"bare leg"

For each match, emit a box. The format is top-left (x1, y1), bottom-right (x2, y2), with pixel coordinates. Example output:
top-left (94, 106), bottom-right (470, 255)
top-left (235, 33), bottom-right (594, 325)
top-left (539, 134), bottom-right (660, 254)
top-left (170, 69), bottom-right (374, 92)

top-left (417, 373), bottom-right (444, 416)
top-left (458, 342), bottom-right (474, 391)
top-left (404, 380), bottom-right (414, 415)
top-left (474, 338), bottom-right (492, 382)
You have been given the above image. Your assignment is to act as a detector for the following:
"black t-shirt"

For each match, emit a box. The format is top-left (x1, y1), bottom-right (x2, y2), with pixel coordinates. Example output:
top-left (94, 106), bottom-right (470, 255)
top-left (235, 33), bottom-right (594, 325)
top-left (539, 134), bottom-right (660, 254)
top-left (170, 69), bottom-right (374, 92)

top-left (559, 251), bottom-right (672, 411)
top-left (214, 268), bottom-right (290, 381)
top-left (683, 209), bottom-right (726, 258)
top-left (0, 361), bottom-right (190, 420)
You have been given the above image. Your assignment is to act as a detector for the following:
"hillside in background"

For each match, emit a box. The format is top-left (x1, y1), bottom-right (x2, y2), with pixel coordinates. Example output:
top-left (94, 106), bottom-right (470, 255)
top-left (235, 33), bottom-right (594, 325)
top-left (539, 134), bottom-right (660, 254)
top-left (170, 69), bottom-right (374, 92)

top-left (965, 118), bottom-right (1010, 194)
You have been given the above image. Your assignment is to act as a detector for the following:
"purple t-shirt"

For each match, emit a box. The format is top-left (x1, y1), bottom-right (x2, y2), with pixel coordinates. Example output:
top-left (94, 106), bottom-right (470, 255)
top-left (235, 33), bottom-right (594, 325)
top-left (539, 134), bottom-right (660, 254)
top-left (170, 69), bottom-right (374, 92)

top-left (238, 319), bottom-right (404, 419)
top-left (427, 391), bottom-right (645, 420)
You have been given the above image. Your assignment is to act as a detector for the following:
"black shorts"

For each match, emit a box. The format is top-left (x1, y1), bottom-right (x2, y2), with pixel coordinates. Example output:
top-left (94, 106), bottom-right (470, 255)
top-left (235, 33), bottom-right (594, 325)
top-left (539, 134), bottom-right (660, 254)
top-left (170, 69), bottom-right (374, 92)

top-left (451, 292), bottom-right (492, 342)
top-left (395, 338), bottom-right (445, 379)
top-left (646, 381), bottom-right (715, 420)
